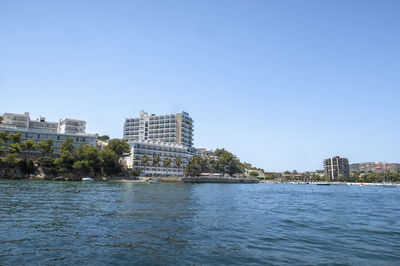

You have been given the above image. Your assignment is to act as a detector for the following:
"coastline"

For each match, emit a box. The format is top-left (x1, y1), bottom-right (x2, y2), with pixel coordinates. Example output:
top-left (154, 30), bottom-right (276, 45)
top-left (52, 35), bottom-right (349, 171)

top-left (259, 180), bottom-right (400, 186)
top-left (1, 172), bottom-right (398, 186)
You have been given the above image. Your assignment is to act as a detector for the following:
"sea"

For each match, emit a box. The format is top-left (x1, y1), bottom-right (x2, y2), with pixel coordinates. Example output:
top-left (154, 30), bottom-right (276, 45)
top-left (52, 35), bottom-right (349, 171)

top-left (0, 180), bottom-right (399, 265)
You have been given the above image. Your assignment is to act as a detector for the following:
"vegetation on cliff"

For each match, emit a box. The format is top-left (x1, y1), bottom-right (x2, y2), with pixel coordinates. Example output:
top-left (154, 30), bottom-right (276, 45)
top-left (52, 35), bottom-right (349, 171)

top-left (0, 132), bottom-right (136, 179)
top-left (184, 148), bottom-right (244, 177)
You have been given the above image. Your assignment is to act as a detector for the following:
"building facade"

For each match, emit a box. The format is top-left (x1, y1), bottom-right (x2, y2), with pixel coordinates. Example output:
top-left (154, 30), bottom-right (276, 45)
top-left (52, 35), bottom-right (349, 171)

top-left (350, 162), bottom-right (400, 173)
top-left (58, 118), bottom-right (86, 134)
top-left (123, 139), bottom-right (191, 177)
top-left (197, 148), bottom-right (214, 158)
top-left (123, 111), bottom-right (194, 147)
top-left (0, 112), bottom-right (96, 154)
top-left (323, 156), bottom-right (350, 180)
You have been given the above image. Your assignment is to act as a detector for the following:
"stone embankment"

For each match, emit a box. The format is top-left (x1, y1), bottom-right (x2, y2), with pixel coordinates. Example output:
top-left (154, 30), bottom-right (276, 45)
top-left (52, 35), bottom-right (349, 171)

top-left (182, 177), bottom-right (259, 184)
top-left (157, 177), bottom-right (182, 182)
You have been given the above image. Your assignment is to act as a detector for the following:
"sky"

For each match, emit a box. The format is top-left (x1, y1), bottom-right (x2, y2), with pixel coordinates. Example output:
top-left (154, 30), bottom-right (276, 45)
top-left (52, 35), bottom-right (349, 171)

top-left (1, 0), bottom-right (399, 172)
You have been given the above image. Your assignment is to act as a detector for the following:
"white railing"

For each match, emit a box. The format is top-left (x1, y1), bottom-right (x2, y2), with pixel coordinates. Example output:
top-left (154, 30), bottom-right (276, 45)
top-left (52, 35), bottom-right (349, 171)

top-left (0, 124), bottom-right (97, 137)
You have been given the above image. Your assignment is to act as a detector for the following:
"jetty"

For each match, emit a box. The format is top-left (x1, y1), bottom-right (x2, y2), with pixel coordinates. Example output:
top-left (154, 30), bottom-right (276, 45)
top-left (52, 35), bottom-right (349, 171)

top-left (181, 177), bottom-right (259, 184)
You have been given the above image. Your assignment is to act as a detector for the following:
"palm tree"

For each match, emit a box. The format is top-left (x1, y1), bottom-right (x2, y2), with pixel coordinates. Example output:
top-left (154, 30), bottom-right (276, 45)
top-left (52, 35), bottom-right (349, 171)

top-left (163, 158), bottom-right (171, 177)
top-left (141, 155), bottom-right (149, 176)
top-left (175, 157), bottom-right (182, 176)
top-left (152, 155), bottom-right (160, 176)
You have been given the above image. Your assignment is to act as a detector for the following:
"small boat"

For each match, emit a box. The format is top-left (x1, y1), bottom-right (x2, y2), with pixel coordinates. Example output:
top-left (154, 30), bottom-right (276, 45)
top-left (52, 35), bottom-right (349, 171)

top-left (82, 177), bottom-right (94, 181)
top-left (316, 183), bottom-right (331, 186)
top-left (149, 179), bottom-right (159, 184)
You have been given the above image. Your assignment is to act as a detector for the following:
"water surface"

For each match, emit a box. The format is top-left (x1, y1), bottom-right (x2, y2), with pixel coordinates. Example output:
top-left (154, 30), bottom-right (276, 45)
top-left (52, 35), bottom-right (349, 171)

top-left (0, 181), bottom-right (399, 265)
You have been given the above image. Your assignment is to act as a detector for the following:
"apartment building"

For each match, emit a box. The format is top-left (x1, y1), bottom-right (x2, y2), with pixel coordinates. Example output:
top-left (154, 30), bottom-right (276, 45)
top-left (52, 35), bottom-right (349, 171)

top-left (124, 111), bottom-right (194, 147)
top-left (58, 118), bottom-right (86, 134)
top-left (123, 139), bottom-right (191, 176)
top-left (197, 148), bottom-right (214, 158)
top-left (0, 112), bottom-right (96, 154)
top-left (323, 156), bottom-right (350, 180)
top-left (350, 162), bottom-right (400, 173)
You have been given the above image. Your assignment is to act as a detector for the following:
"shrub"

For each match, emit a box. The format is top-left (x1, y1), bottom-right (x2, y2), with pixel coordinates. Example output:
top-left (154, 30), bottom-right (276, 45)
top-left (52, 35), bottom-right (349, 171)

top-left (249, 171), bottom-right (259, 177)
top-left (5, 153), bottom-right (18, 167)
top-left (17, 160), bottom-right (36, 174)
top-left (73, 160), bottom-right (90, 173)
top-left (38, 156), bottom-right (55, 168)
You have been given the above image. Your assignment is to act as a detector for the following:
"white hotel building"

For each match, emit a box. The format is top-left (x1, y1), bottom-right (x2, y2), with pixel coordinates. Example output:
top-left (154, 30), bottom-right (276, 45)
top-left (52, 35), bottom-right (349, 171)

top-left (123, 139), bottom-right (190, 177)
top-left (0, 112), bottom-right (96, 154)
top-left (123, 111), bottom-right (194, 147)
top-left (123, 111), bottom-right (195, 176)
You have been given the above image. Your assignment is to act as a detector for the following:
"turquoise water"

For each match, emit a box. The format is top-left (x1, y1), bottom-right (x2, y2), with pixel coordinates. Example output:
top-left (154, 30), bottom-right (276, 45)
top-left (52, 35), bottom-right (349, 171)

top-left (0, 181), bottom-right (399, 265)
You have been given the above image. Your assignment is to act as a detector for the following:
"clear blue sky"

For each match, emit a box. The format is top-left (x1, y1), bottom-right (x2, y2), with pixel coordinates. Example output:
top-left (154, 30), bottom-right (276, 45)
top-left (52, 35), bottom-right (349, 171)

top-left (1, 0), bottom-right (399, 172)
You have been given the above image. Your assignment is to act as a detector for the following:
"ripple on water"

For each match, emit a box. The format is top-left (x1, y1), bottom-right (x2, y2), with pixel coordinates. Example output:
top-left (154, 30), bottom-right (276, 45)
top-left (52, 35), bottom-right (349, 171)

top-left (0, 181), bottom-right (399, 265)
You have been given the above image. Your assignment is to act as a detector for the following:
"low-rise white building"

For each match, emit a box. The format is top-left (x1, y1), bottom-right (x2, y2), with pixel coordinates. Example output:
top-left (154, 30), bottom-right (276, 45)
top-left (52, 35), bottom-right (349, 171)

top-left (0, 112), bottom-right (96, 154)
top-left (58, 118), bottom-right (86, 134)
top-left (197, 148), bottom-right (214, 158)
top-left (123, 139), bottom-right (191, 177)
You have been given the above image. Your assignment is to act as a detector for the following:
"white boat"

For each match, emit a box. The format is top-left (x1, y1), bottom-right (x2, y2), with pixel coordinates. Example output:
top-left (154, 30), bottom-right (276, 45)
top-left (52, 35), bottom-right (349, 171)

top-left (82, 177), bottom-right (94, 181)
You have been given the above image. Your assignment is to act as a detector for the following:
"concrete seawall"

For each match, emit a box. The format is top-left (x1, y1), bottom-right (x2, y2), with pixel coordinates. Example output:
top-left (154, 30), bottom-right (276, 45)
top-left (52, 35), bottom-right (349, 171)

top-left (157, 177), bottom-right (182, 182)
top-left (182, 177), bottom-right (259, 184)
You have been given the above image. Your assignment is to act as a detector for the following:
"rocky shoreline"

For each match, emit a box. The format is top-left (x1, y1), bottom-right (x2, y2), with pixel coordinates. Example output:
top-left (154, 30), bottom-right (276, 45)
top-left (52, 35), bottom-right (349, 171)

top-left (0, 167), bottom-right (137, 182)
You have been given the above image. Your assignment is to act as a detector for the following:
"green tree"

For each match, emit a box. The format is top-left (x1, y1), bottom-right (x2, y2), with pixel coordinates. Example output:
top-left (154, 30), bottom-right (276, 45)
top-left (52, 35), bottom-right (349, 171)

top-left (38, 139), bottom-right (54, 157)
top-left (74, 144), bottom-right (86, 161)
top-left (83, 145), bottom-right (101, 173)
top-left (141, 155), bottom-right (149, 176)
top-left (60, 138), bottom-right (74, 154)
top-left (214, 149), bottom-right (243, 176)
top-left (265, 173), bottom-right (280, 180)
top-left (0, 139), bottom-right (5, 156)
top-left (54, 153), bottom-right (74, 170)
top-left (184, 156), bottom-right (203, 177)
top-left (97, 135), bottom-right (110, 142)
top-left (8, 143), bottom-right (21, 154)
top-left (21, 139), bottom-right (36, 159)
top-left (0, 131), bottom-right (8, 142)
top-left (338, 174), bottom-right (346, 182)
top-left (8, 133), bottom-right (21, 144)
top-left (207, 158), bottom-right (216, 174)
top-left (54, 138), bottom-right (75, 170)
top-left (38, 156), bottom-right (55, 168)
top-left (99, 149), bottom-right (120, 175)
top-left (73, 160), bottom-right (90, 174)
top-left (175, 157), bottom-right (182, 175)
top-left (249, 171), bottom-right (259, 178)
top-left (17, 159), bottom-right (36, 176)
top-left (152, 155), bottom-right (160, 176)
top-left (107, 139), bottom-right (131, 158)
top-left (163, 158), bottom-right (171, 177)
top-left (5, 153), bottom-right (17, 167)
